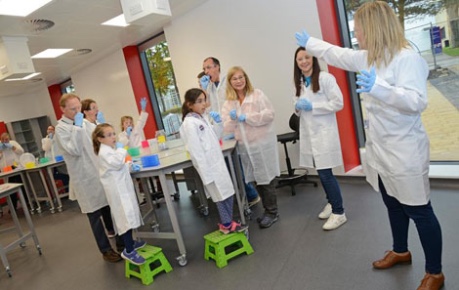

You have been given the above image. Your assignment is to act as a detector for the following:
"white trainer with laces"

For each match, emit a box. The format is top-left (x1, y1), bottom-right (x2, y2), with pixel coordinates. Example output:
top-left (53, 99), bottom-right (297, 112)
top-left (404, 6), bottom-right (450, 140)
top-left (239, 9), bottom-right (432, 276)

top-left (318, 203), bottom-right (332, 220)
top-left (323, 213), bottom-right (347, 230)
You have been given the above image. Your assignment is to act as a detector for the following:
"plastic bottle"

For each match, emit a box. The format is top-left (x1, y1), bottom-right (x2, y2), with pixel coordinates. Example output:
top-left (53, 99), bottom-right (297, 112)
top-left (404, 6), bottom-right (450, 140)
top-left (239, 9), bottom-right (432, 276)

top-left (155, 130), bottom-right (168, 151)
top-left (141, 140), bottom-right (151, 155)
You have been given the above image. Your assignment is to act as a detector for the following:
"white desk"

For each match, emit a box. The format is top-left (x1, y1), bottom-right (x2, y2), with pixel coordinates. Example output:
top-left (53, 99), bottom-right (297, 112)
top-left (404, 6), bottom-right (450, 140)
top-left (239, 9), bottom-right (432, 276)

top-left (0, 183), bottom-right (42, 277)
top-left (23, 160), bottom-right (69, 213)
top-left (0, 169), bottom-right (37, 214)
top-left (131, 140), bottom-right (247, 267)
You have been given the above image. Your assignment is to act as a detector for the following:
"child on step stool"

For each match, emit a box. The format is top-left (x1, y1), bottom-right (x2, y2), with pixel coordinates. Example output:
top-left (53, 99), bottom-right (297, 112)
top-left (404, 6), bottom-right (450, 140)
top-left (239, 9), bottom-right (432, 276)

top-left (92, 123), bottom-right (146, 265)
top-left (180, 88), bottom-right (247, 234)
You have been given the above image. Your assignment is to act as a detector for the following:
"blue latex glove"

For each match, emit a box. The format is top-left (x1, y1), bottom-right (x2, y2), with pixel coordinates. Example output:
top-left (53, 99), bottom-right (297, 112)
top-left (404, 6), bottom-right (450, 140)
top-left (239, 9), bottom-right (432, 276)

top-left (200, 75), bottom-right (210, 90)
top-left (295, 30), bottom-right (310, 47)
top-left (48, 133), bottom-right (53, 139)
top-left (116, 142), bottom-right (124, 149)
top-left (238, 114), bottom-right (246, 123)
top-left (74, 112), bottom-right (84, 127)
top-left (229, 109), bottom-right (237, 120)
top-left (356, 67), bottom-right (376, 93)
top-left (209, 111), bottom-right (222, 123)
top-left (295, 98), bottom-right (313, 111)
top-left (223, 133), bottom-right (235, 141)
top-left (0, 142), bottom-right (4, 149)
top-left (96, 111), bottom-right (106, 123)
top-left (126, 126), bottom-right (133, 137)
top-left (131, 163), bottom-right (141, 172)
top-left (4, 142), bottom-right (12, 149)
top-left (140, 97), bottom-right (147, 111)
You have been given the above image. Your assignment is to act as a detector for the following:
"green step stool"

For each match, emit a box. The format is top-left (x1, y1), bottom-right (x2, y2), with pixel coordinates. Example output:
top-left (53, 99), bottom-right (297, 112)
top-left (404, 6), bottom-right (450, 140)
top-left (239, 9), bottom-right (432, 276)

top-left (204, 230), bottom-right (254, 268)
top-left (125, 244), bottom-right (172, 285)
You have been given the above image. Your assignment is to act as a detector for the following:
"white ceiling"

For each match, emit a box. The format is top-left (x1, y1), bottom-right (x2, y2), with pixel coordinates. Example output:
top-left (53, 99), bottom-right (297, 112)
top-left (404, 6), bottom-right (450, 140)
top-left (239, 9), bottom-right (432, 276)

top-left (0, 0), bottom-right (207, 98)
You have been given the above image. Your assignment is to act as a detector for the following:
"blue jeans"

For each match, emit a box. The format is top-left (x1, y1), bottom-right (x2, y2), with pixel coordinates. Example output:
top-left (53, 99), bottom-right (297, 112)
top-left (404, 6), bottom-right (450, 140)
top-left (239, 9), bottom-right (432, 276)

top-left (121, 229), bottom-right (134, 253)
top-left (87, 206), bottom-right (124, 253)
top-left (317, 168), bottom-right (344, 214)
top-left (378, 177), bottom-right (442, 274)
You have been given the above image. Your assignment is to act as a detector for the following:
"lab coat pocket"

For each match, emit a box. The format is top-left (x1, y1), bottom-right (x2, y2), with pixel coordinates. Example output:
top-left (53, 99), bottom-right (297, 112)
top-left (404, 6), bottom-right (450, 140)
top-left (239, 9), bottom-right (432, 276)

top-left (384, 140), bottom-right (422, 176)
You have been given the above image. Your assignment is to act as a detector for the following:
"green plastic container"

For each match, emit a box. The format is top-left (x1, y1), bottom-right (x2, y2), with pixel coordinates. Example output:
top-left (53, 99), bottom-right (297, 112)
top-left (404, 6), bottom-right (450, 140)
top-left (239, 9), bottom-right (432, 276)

top-left (127, 147), bottom-right (140, 157)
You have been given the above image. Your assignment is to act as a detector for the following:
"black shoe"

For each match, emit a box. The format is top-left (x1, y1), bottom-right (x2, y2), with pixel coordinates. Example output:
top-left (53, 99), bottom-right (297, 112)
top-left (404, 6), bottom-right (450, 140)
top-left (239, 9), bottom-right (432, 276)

top-left (259, 213), bottom-right (279, 228)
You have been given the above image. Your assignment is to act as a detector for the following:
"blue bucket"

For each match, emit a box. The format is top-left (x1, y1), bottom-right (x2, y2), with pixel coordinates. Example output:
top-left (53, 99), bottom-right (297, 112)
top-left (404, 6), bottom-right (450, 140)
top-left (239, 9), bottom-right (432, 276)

top-left (55, 155), bottom-right (64, 162)
top-left (141, 154), bottom-right (160, 168)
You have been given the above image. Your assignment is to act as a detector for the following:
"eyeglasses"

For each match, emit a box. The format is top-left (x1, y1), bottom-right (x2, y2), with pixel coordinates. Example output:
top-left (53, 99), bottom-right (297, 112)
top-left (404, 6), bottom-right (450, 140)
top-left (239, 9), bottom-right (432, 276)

top-left (195, 99), bottom-right (206, 104)
top-left (102, 132), bottom-right (116, 138)
top-left (230, 76), bottom-right (245, 82)
top-left (203, 65), bottom-right (216, 70)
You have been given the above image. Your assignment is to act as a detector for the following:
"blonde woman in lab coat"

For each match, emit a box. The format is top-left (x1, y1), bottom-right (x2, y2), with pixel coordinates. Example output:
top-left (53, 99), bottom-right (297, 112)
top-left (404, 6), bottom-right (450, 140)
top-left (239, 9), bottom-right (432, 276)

top-left (296, 2), bottom-right (444, 289)
top-left (180, 88), bottom-right (246, 234)
top-left (221, 66), bottom-right (280, 229)
top-left (293, 46), bottom-right (346, 231)
top-left (92, 123), bottom-right (146, 265)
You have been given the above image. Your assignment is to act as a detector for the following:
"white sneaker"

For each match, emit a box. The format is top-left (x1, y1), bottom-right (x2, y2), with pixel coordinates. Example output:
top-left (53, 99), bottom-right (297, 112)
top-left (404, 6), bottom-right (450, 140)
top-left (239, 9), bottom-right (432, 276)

top-left (323, 213), bottom-right (347, 231)
top-left (318, 203), bottom-right (332, 220)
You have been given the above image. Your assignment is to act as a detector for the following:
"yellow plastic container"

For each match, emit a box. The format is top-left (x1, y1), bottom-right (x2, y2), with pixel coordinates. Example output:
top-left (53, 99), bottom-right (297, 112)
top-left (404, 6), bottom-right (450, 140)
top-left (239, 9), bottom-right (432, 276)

top-left (25, 162), bottom-right (36, 169)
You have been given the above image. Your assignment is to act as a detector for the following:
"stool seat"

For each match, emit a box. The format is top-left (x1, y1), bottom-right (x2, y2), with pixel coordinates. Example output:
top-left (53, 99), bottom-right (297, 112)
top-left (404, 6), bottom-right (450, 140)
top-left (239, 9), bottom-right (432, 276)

top-left (125, 244), bottom-right (172, 285)
top-left (204, 230), bottom-right (254, 268)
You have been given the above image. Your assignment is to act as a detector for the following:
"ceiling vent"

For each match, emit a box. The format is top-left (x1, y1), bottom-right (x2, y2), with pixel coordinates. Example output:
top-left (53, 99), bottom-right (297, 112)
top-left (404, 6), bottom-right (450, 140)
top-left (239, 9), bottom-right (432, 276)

top-left (67, 48), bottom-right (92, 57)
top-left (24, 19), bottom-right (55, 33)
top-left (0, 36), bottom-right (36, 81)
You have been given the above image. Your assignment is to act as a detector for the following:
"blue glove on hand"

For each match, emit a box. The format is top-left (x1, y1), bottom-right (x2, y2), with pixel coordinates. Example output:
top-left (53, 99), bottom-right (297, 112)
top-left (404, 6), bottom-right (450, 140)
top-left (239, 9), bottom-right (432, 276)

top-left (131, 163), bottom-right (141, 172)
top-left (140, 97), bottom-right (147, 111)
top-left (200, 75), bottom-right (210, 90)
top-left (295, 30), bottom-right (310, 47)
top-left (74, 112), bottom-right (84, 127)
top-left (229, 109), bottom-right (237, 120)
top-left (295, 98), bottom-right (313, 111)
top-left (48, 133), bottom-right (53, 139)
top-left (238, 114), bottom-right (246, 123)
top-left (96, 111), bottom-right (106, 123)
top-left (4, 142), bottom-right (13, 149)
top-left (126, 126), bottom-right (133, 137)
top-left (0, 142), bottom-right (4, 149)
top-left (356, 67), bottom-right (376, 93)
top-left (209, 111), bottom-right (222, 123)
top-left (116, 142), bottom-right (124, 149)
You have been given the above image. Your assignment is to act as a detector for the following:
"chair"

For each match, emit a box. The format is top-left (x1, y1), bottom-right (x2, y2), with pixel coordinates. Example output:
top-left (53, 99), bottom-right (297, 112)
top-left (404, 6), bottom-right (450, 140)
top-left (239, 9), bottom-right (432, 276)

top-left (276, 114), bottom-right (317, 195)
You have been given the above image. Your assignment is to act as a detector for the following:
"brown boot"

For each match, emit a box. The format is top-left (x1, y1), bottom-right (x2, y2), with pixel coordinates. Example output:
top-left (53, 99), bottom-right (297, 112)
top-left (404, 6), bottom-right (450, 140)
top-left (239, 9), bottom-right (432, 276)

top-left (417, 273), bottom-right (445, 290)
top-left (102, 249), bottom-right (122, 263)
top-left (372, 250), bottom-right (412, 269)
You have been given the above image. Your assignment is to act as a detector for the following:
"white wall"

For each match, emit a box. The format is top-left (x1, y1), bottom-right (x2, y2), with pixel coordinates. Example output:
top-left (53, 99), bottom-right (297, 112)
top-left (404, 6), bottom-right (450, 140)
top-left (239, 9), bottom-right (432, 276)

top-left (164, 0), bottom-right (322, 171)
top-left (0, 85), bottom-right (57, 124)
top-left (71, 49), bottom-right (139, 132)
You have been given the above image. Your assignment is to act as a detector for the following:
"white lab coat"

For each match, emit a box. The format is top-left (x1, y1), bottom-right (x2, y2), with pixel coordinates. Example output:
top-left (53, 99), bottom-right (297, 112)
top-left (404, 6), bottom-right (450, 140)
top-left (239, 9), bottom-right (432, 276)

top-left (307, 37), bottom-right (430, 205)
top-left (42, 136), bottom-right (61, 159)
top-left (206, 74), bottom-right (227, 113)
top-left (0, 140), bottom-right (24, 167)
top-left (294, 72), bottom-right (344, 169)
top-left (98, 144), bottom-right (143, 235)
top-left (180, 112), bottom-right (234, 202)
top-left (222, 89), bottom-right (280, 185)
top-left (55, 116), bottom-right (108, 213)
top-left (118, 111), bottom-right (148, 148)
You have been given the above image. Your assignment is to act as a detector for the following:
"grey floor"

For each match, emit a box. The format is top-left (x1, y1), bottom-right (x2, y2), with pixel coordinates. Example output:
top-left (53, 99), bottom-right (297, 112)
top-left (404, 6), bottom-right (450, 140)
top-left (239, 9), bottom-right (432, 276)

top-left (1, 177), bottom-right (458, 290)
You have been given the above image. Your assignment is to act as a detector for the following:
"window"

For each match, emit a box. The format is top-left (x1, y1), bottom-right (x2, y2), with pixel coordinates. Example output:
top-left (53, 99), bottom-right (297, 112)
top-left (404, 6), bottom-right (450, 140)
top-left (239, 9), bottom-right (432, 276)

top-left (139, 34), bottom-right (182, 139)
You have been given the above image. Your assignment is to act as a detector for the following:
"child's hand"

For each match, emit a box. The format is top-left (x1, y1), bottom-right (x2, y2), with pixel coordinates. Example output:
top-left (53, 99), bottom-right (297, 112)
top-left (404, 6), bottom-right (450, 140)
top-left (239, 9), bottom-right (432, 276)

top-left (140, 97), bottom-right (147, 111)
top-left (126, 126), bottom-right (133, 137)
top-left (131, 163), bottom-right (141, 172)
top-left (116, 142), bottom-right (124, 149)
top-left (209, 111), bottom-right (222, 123)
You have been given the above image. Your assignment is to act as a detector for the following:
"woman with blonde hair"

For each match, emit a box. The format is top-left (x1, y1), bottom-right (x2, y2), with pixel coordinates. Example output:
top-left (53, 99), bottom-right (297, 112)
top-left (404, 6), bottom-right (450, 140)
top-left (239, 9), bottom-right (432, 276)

top-left (296, 1), bottom-right (444, 289)
top-left (221, 66), bottom-right (280, 229)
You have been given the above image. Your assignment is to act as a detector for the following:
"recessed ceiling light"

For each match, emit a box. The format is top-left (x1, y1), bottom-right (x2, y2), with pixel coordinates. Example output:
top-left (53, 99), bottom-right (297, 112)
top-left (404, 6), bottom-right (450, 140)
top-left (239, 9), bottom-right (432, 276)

top-left (0, 0), bottom-right (53, 17)
top-left (102, 14), bottom-right (130, 27)
top-left (5, 72), bottom-right (41, 81)
top-left (32, 49), bottom-right (73, 58)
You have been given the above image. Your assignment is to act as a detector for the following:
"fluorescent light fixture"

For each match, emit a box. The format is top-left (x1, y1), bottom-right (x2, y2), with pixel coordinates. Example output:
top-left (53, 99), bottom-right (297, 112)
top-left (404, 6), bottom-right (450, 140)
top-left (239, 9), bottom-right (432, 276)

top-left (102, 14), bottom-right (130, 27)
top-left (0, 0), bottom-right (53, 17)
top-left (32, 49), bottom-right (73, 59)
top-left (4, 72), bottom-right (41, 81)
